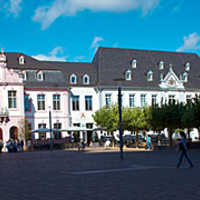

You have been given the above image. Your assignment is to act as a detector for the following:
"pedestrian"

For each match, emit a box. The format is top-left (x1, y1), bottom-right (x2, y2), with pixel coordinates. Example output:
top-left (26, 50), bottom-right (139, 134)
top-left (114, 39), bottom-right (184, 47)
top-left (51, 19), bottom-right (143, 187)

top-left (176, 131), bottom-right (194, 168)
top-left (21, 140), bottom-right (24, 152)
top-left (145, 134), bottom-right (152, 150)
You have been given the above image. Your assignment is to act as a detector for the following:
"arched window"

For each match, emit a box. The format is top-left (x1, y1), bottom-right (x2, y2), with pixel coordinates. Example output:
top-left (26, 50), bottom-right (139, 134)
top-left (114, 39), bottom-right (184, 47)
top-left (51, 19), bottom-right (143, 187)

top-left (21, 71), bottom-right (27, 80)
top-left (36, 71), bottom-right (45, 81)
top-left (125, 70), bottom-right (132, 80)
top-left (19, 56), bottom-right (25, 65)
top-left (132, 59), bottom-right (137, 69)
top-left (185, 62), bottom-right (190, 72)
top-left (83, 74), bottom-right (90, 85)
top-left (183, 72), bottom-right (188, 82)
top-left (147, 71), bottom-right (153, 81)
top-left (70, 74), bottom-right (77, 84)
top-left (159, 61), bottom-right (164, 70)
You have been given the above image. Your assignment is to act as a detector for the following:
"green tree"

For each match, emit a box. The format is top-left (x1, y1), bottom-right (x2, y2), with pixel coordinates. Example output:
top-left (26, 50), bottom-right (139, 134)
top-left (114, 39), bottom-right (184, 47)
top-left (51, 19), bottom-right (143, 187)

top-left (123, 107), bottom-right (147, 146)
top-left (92, 105), bottom-right (118, 133)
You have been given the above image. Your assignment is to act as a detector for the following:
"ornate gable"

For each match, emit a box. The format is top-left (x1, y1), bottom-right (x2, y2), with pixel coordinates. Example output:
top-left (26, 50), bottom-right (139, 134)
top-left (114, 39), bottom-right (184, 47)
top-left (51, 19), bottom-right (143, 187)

top-left (159, 66), bottom-right (184, 90)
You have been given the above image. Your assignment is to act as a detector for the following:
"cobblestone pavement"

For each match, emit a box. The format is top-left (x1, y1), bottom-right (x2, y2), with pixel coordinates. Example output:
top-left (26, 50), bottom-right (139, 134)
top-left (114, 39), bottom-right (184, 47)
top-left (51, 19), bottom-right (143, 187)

top-left (0, 147), bottom-right (200, 200)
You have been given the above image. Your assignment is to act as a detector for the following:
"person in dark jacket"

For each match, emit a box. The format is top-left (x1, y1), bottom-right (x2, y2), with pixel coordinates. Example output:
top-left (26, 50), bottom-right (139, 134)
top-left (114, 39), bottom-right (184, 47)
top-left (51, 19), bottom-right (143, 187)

top-left (176, 131), bottom-right (194, 168)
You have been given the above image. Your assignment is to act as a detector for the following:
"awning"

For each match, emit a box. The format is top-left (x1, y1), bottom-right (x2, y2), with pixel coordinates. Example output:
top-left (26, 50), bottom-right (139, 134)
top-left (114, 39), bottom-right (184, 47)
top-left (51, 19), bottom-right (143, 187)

top-left (31, 128), bottom-right (61, 133)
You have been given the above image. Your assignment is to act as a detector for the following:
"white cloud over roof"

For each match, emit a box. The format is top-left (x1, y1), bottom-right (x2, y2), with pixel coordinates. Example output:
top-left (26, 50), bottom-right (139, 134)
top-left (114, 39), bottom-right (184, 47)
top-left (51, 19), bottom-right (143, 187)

top-left (177, 33), bottom-right (200, 52)
top-left (33, 0), bottom-right (160, 30)
top-left (32, 46), bottom-right (68, 61)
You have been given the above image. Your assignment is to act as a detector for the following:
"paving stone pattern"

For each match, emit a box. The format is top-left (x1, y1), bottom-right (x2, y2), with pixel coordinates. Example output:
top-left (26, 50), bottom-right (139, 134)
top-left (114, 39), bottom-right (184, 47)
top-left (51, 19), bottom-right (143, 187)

top-left (0, 148), bottom-right (200, 200)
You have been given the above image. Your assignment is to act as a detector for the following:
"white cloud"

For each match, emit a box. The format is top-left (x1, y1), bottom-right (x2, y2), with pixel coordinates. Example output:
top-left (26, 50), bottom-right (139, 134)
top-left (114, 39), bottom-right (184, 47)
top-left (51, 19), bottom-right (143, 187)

top-left (91, 36), bottom-right (104, 49)
top-left (177, 33), bottom-right (200, 52)
top-left (32, 46), bottom-right (68, 61)
top-left (33, 0), bottom-right (160, 30)
top-left (73, 56), bottom-right (87, 62)
top-left (9, 0), bottom-right (22, 17)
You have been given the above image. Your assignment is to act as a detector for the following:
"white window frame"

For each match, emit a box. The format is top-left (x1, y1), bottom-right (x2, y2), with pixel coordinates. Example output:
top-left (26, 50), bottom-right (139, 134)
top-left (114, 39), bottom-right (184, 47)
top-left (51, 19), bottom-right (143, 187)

top-left (159, 61), bottom-right (164, 70)
top-left (125, 70), bottom-right (132, 80)
top-left (185, 62), bottom-right (190, 72)
top-left (140, 94), bottom-right (147, 107)
top-left (21, 71), bottom-right (27, 80)
top-left (70, 74), bottom-right (77, 84)
top-left (129, 94), bottom-right (135, 108)
top-left (132, 59), bottom-right (137, 69)
top-left (36, 71), bottom-right (44, 81)
top-left (147, 71), bottom-right (153, 81)
top-left (105, 94), bottom-right (112, 108)
top-left (83, 74), bottom-right (90, 85)
top-left (19, 56), bottom-right (25, 65)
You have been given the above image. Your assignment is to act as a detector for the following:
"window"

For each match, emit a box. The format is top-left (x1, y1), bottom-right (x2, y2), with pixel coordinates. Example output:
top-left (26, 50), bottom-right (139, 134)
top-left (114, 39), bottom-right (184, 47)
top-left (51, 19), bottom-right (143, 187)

top-left (37, 71), bottom-right (45, 81)
top-left (19, 56), bottom-right (25, 65)
top-left (53, 94), bottom-right (60, 110)
top-left (86, 123), bottom-right (93, 129)
top-left (83, 74), bottom-right (90, 85)
top-left (85, 96), bottom-right (92, 111)
top-left (159, 61), bottom-right (164, 70)
top-left (37, 94), bottom-right (45, 110)
top-left (24, 95), bottom-right (31, 112)
top-left (38, 123), bottom-right (46, 140)
top-left (70, 74), bottom-right (77, 84)
top-left (132, 59), bottom-right (137, 68)
top-left (8, 91), bottom-right (17, 108)
top-left (105, 94), bottom-right (112, 108)
top-left (147, 71), bottom-right (153, 81)
top-left (185, 62), bottom-right (190, 72)
top-left (140, 94), bottom-right (147, 107)
top-left (72, 96), bottom-right (79, 111)
top-left (183, 72), bottom-right (188, 82)
top-left (73, 123), bottom-right (80, 127)
top-left (152, 94), bottom-right (157, 105)
top-left (129, 94), bottom-right (135, 108)
top-left (21, 71), bottom-right (27, 80)
top-left (125, 70), bottom-right (132, 80)
top-left (168, 95), bottom-right (175, 104)
top-left (53, 123), bottom-right (62, 139)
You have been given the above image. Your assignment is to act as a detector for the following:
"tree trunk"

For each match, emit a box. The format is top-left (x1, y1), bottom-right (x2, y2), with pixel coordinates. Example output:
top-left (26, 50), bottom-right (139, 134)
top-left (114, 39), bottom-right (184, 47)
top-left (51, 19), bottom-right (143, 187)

top-left (136, 130), bottom-right (139, 147)
top-left (168, 128), bottom-right (173, 147)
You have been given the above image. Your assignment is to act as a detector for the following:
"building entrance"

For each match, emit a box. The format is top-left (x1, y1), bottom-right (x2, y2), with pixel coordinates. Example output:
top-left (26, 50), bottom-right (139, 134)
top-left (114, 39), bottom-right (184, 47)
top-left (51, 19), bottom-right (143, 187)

top-left (10, 126), bottom-right (18, 140)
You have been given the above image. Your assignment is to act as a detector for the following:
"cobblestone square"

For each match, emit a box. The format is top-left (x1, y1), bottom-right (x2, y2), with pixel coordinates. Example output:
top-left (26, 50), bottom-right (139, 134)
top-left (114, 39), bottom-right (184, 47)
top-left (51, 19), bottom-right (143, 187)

top-left (0, 148), bottom-right (199, 200)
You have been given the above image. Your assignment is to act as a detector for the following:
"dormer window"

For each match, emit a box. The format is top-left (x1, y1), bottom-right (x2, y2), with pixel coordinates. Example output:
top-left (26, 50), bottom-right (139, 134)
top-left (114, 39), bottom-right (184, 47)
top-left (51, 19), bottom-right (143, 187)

top-left (21, 71), bottom-right (27, 80)
top-left (132, 59), bottom-right (136, 69)
top-left (19, 56), bottom-right (25, 65)
top-left (183, 72), bottom-right (188, 82)
top-left (159, 61), bottom-right (164, 70)
top-left (83, 74), bottom-right (90, 85)
top-left (147, 71), bottom-right (153, 81)
top-left (125, 70), bottom-right (132, 80)
top-left (185, 62), bottom-right (190, 72)
top-left (0, 48), bottom-right (6, 63)
top-left (36, 71), bottom-right (45, 81)
top-left (70, 74), bottom-right (77, 84)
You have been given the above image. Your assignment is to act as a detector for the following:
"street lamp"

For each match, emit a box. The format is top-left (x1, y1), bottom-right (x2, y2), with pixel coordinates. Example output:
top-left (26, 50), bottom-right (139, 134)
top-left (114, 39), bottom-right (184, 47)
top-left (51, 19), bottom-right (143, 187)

top-left (113, 78), bottom-right (125, 160)
top-left (49, 106), bottom-right (53, 151)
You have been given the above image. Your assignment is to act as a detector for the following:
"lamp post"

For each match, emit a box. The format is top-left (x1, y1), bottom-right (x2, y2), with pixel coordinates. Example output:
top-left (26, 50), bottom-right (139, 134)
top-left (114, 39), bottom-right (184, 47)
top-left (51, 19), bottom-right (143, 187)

top-left (113, 78), bottom-right (125, 160)
top-left (49, 106), bottom-right (53, 151)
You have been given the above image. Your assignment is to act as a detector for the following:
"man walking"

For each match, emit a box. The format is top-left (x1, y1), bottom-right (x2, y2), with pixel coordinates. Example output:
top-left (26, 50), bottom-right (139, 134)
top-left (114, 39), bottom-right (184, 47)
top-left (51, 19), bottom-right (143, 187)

top-left (176, 131), bottom-right (194, 168)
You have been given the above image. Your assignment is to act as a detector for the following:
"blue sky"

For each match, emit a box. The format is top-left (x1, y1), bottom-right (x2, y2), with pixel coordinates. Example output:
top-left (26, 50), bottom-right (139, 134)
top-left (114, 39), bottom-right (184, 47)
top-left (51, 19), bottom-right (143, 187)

top-left (1, 0), bottom-right (200, 62)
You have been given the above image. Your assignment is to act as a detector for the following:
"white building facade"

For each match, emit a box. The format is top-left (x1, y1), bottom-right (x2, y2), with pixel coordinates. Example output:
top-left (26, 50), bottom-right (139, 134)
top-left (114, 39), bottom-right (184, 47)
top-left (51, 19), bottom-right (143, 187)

top-left (0, 47), bottom-right (200, 150)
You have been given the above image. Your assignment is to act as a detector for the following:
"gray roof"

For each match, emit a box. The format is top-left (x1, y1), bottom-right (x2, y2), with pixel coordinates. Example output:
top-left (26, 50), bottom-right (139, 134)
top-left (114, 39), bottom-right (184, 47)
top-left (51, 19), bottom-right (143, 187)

top-left (4, 53), bottom-right (97, 88)
top-left (93, 47), bottom-right (200, 90)
top-left (4, 48), bottom-right (200, 90)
